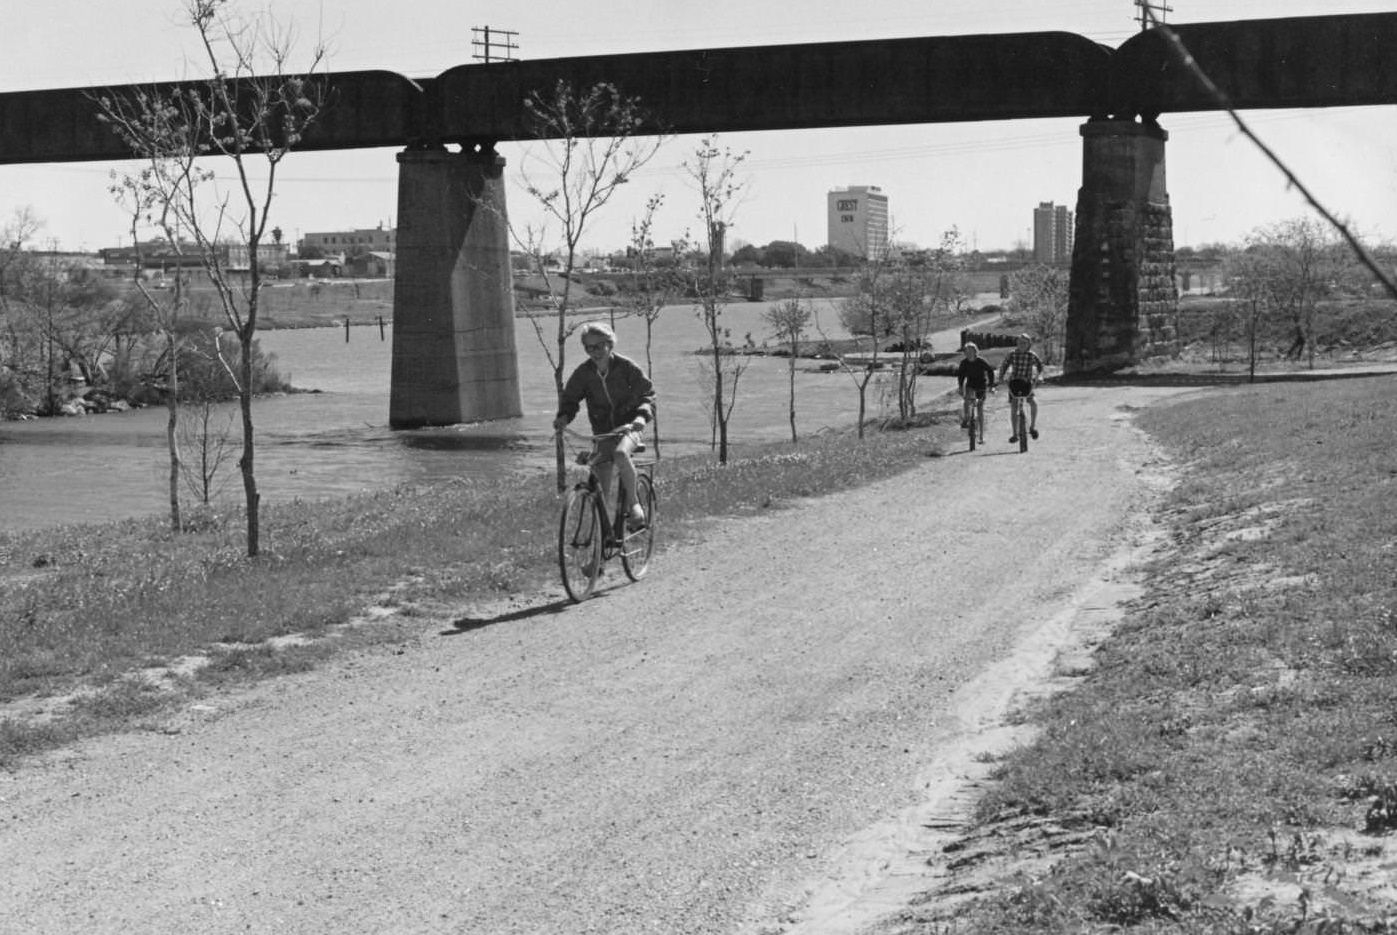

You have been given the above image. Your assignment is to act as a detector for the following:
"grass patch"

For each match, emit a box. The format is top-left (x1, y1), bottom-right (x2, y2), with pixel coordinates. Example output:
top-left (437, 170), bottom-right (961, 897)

top-left (0, 408), bottom-right (961, 768)
top-left (910, 375), bottom-right (1397, 934)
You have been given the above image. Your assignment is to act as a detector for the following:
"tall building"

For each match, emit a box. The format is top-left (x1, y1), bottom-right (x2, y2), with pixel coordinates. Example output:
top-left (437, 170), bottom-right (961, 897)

top-left (827, 186), bottom-right (889, 260)
top-left (1033, 202), bottom-right (1074, 264)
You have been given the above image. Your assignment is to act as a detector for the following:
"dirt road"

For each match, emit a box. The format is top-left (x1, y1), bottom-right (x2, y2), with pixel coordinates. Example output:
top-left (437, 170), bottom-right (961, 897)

top-left (0, 382), bottom-right (1197, 935)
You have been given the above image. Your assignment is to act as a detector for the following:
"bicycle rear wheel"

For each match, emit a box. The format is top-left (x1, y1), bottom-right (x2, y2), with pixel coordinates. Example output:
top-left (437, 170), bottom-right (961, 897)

top-left (559, 487), bottom-right (603, 602)
top-left (621, 473), bottom-right (657, 581)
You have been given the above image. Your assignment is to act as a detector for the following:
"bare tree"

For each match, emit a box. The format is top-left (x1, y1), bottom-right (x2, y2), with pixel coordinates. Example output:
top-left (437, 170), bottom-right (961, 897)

top-left (1006, 265), bottom-right (1069, 364)
top-left (95, 0), bottom-right (325, 556)
top-left (764, 297), bottom-right (812, 443)
top-left (1221, 248), bottom-right (1276, 381)
top-left (516, 80), bottom-right (665, 491)
top-left (623, 193), bottom-right (678, 457)
top-left (884, 267), bottom-right (935, 422)
top-left (0, 209), bottom-right (46, 412)
top-left (836, 242), bottom-right (901, 439)
top-left (684, 137), bottom-right (749, 464)
top-left (0, 208), bottom-right (43, 315)
top-left (110, 172), bottom-right (199, 531)
top-left (1244, 218), bottom-right (1349, 368)
top-left (178, 394), bottom-right (238, 506)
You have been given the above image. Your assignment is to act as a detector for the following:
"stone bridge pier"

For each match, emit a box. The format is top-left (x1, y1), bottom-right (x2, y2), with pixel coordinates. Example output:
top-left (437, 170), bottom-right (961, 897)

top-left (389, 145), bottom-right (522, 429)
top-left (1064, 118), bottom-right (1179, 374)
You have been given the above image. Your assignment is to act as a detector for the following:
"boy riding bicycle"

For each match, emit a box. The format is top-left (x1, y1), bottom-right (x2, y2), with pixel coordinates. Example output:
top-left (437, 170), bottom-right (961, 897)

top-left (955, 342), bottom-right (997, 438)
top-left (996, 333), bottom-right (1044, 444)
top-left (552, 322), bottom-right (656, 529)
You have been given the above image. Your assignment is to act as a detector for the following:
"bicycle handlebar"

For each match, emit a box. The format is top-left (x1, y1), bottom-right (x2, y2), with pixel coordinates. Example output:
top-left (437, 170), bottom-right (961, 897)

top-left (557, 426), bottom-right (634, 442)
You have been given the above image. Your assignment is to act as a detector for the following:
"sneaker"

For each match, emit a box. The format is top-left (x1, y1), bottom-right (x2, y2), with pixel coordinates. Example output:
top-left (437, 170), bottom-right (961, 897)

top-left (1030, 428), bottom-right (1039, 440)
top-left (625, 504), bottom-right (647, 530)
top-left (960, 418), bottom-right (969, 428)
top-left (1009, 435), bottom-right (1018, 444)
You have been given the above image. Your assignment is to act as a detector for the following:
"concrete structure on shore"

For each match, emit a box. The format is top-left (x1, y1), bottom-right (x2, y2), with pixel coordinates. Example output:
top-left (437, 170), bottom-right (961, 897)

top-left (389, 147), bottom-right (521, 427)
top-left (3, 13), bottom-right (1396, 421)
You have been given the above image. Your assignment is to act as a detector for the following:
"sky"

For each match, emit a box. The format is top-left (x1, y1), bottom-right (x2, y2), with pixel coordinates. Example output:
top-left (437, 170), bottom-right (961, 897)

top-left (2, 0), bottom-right (1396, 255)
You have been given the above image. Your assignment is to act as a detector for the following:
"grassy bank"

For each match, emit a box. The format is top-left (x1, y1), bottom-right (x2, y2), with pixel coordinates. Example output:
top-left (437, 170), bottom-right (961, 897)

top-left (892, 375), bottom-right (1397, 934)
top-left (0, 410), bottom-right (960, 768)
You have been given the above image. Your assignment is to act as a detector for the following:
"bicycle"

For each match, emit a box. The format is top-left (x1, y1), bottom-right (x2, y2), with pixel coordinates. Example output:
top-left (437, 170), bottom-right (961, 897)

top-left (962, 386), bottom-right (992, 451)
top-left (556, 428), bottom-right (658, 603)
top-left (1007, 384), bottom-right (1033, 453)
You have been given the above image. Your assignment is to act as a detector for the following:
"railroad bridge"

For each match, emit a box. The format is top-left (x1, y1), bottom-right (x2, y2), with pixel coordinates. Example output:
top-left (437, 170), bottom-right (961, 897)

top-left (2, 12), bottom-right (1395, 427)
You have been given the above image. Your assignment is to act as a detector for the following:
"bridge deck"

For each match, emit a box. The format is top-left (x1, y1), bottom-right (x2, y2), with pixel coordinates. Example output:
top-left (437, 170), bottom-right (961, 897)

top-left (1, 13), bottom-right (1394, 165)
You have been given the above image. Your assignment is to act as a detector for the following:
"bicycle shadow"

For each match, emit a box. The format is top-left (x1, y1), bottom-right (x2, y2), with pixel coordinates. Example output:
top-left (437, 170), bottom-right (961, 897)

top-left (946, 447), bottom-right (1024, 458)
top-left (441, 596), bottom-right (574, 635)
top-left (440, 578), bottom-right (639, 634)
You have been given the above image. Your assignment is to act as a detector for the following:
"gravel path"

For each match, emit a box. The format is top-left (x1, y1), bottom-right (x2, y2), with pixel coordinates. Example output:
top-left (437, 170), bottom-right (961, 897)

top-left (0, 382), bottom-right (1194, 935)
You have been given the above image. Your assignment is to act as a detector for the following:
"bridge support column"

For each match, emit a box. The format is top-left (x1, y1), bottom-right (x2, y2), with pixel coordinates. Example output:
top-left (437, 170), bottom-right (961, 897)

top-left (1064, 119), bottom-right (1179, 374)
top-left (389, 145), bottom-right (522, 428)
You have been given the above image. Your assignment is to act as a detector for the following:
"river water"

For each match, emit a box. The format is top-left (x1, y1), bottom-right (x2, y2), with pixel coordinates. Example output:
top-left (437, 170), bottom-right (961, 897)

top-left (0, 299), bottom-right (978, 534)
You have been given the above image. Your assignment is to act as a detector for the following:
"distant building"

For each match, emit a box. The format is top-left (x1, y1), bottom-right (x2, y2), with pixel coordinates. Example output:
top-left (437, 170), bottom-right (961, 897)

top-left (1033, 202), bottom-right (1074, 264)
top-left (348, 251), bottom-right (395, 278)
top-left (100, 240), bottom-right (288, 273)
top-left (827, 185), bottom-right (889, 260)
top-left (299, 225), bottom-right (395, 257)
top-left (224, 242), bottom-right (291, 272)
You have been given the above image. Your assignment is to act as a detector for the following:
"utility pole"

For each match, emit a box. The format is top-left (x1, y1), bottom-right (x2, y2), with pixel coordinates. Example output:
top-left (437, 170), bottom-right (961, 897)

top-left (1135, 0), bottom-right (1173, 30)
top-left (471, 26), bottom-right (519, 63)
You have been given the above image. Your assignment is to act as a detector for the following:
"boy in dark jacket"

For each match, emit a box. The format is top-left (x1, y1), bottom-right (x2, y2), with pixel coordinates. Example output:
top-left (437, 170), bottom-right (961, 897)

top-left (955, 342), bottom-right (996, 443)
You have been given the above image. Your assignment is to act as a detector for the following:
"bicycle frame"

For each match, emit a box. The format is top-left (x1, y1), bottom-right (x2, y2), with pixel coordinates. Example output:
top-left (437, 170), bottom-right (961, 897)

top-left (557, 428), bottom-right (658, 602)
top-left (1008, 389), bottom-right (1031, 453)
top-left (962, 386), bottom-right (990, 450)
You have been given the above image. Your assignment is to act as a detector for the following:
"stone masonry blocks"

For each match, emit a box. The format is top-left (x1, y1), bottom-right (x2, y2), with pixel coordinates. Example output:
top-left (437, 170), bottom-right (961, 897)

top-left (1065, 120), bottom-right (1179, 374)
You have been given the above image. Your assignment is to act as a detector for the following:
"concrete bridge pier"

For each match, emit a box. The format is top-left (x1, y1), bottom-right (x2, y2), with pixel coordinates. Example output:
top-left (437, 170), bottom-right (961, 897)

top-left (389, 145), bottom-right (523, 429)
top-left (1064, 119), bottom-right (1179, 374)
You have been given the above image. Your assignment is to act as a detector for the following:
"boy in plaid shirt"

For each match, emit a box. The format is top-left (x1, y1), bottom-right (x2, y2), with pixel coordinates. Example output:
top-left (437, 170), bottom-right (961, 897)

top-left (997, 333), bottom-right (1043, 443)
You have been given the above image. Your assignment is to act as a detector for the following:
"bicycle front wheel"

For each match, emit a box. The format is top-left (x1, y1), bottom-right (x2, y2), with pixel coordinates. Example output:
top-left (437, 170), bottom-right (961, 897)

top-left (559, 487), bottom-right (603, 603)
top-left (1017, 406), bottom-right (1029, 453)
top-left (967, 412), bottom-right (977, 451)
top-left (621, 473), bottom-right (657, 582)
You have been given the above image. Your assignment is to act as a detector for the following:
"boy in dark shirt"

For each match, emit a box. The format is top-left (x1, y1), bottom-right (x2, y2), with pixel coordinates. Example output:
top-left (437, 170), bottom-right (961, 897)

top-left (955, 342), bottom-right (997, 443)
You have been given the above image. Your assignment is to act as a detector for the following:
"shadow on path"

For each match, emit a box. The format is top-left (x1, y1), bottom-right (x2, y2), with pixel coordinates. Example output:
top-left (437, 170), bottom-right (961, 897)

top-left (441, 598), bottom-right (573, 635)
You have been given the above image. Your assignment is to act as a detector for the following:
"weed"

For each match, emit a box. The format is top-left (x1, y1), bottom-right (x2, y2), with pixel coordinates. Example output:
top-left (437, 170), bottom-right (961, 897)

top-left (1337, 774), bottom-right (1397, 834)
